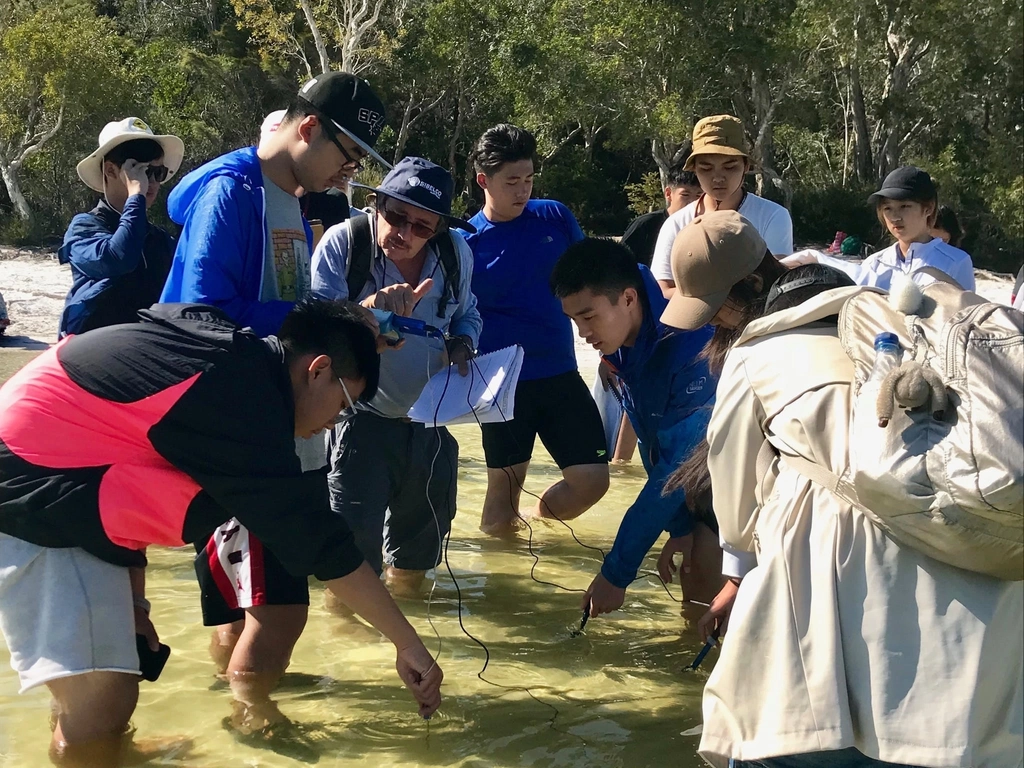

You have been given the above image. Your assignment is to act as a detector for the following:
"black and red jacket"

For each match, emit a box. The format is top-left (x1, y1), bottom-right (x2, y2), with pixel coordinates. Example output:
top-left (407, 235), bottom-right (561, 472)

top-left (0, 304), bottom-right (363, 580)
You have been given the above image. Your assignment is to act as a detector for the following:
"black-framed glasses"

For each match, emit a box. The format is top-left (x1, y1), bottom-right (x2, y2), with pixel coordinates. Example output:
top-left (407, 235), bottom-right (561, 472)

top-left (145, 165), bottom-right (168, 183)
top-left (378, 198), bottom-right (443, 239)
top-left (317, 118), bottom-right (366, 171)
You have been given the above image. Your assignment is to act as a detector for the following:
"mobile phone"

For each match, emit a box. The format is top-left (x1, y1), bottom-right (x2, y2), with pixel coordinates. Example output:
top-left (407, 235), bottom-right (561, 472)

top-left (136, 634), bottom-right (171, 682)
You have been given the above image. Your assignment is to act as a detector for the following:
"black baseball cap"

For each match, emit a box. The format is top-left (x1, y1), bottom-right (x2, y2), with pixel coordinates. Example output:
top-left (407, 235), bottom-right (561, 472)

top-left (354, 156), bottom-right (476, 233)
top-left (297, 72), bottom-right (389, 168)
top-left (868, 166), bottom-right (937, 204)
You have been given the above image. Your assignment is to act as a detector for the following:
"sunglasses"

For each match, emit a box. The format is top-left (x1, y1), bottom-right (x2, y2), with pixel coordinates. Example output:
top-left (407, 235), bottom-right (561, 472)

top-left (145, 165), bottom-right (168, 183)
top-left (378, 199), bottom-right (443, 239)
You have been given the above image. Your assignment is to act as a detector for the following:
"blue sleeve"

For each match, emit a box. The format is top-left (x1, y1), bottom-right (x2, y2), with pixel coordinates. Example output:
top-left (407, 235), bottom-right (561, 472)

top-left (600, 463), bottom-right (692, 589)
top-left (558, 202), bottom-right (585, 244)
top-left (61, 195), bottom-right (148, 279)
top-left (310, 222), bottom-right (352, 301)
top-left (449, 235), bottom-right (483, 347)
top-left (161, 177), bottom-right (292, 337)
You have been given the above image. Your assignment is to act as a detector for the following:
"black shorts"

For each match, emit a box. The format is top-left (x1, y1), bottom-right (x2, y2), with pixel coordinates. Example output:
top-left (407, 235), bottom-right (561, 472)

top-left (480, 370), bottom-right (609, 469)
top-left (194, 521), bottom-right (309, 627)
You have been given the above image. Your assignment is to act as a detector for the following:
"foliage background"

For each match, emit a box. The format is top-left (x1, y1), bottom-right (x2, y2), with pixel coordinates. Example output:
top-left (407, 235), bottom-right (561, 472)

top-left (0, 0), bottom-right (1021, 270)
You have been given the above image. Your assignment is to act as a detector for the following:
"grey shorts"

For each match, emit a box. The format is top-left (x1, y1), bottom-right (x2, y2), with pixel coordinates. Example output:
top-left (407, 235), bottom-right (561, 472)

top-left (327, 412), bottom-right (458, 573)
top-left (0, 534), bottom-right (138, 692)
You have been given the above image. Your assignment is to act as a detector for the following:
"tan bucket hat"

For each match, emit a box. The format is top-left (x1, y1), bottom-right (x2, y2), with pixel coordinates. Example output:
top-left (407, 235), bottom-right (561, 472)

top-left (683, 115), bottom-right (750, 171)
top-left (76, 117), bottom-right (185, 193)
top-left (660, 210), bottom-right (767, 330)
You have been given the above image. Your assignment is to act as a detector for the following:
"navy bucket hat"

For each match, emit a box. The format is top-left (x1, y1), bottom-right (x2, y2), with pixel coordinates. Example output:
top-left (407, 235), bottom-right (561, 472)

top-left (354, 157), bottom-right (476, 233)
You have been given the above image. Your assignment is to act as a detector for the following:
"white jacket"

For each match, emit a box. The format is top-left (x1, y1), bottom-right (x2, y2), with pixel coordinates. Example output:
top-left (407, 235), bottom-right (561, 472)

top-left (699, 289), bottom-right (1023, 768)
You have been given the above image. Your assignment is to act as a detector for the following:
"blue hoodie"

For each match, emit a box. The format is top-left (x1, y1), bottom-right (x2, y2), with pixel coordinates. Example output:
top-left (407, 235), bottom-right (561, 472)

top-left (160, 147), bottom-right (313, 337)
top-left (599, 267), bottom-right (716, 589)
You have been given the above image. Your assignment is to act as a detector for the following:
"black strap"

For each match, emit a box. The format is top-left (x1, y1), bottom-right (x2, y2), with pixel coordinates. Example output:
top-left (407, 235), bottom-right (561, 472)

top-left (346, 215), bottom-right (460, 319)
top-left (345, 214), bottom-right (374, 300)
top-left (430, 229), bottom-right (460, 319)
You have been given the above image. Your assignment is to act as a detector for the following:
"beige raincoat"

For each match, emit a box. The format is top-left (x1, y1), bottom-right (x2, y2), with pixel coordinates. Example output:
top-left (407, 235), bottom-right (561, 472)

top-left (699, 287), bottom-right (1023, 768)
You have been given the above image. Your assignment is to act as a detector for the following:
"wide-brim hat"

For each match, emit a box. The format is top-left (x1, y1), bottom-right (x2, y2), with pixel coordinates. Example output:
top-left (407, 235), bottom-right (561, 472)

top-left (661, 210), bottom-right (767, 330)
top-left (683, 114), bottom-right (750, 172)
top-left (353, 156), bottom-right (476, 233)
top-left (77, 117), bottom-right (184, 193)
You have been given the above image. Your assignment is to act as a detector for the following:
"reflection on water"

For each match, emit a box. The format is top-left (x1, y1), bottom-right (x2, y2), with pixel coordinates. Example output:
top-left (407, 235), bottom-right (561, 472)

top-left (0, 420), bottom-right (713, 767)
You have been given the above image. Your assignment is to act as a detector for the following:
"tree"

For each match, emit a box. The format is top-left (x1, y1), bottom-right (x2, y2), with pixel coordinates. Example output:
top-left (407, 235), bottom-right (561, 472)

top-left (0, 1), bottom-right (125, 226)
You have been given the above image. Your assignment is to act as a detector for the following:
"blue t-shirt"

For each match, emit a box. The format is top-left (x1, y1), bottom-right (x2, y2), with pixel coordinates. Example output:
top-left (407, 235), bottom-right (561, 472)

top-left (465, 199), bottom-right (584, 381)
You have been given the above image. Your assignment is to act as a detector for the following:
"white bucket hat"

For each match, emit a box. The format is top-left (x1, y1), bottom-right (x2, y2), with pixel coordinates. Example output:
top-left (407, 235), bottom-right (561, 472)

top-left (76, 117), bottom-right (185, 193)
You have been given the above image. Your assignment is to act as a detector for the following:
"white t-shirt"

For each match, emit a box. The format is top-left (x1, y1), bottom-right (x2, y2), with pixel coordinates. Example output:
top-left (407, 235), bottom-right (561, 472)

top-left (651, 193), bottom-right (794, 282)
top-left (818, 238), bottom-right (976, 293)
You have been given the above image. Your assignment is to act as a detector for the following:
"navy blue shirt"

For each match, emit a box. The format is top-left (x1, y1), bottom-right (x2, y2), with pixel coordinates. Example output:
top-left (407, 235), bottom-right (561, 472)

top-left (465, 199), bottom-right (584, 381)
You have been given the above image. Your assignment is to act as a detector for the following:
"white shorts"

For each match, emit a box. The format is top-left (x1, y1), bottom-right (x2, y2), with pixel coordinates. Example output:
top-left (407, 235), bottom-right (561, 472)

top-left (0, 534), bottom-right (139, 692)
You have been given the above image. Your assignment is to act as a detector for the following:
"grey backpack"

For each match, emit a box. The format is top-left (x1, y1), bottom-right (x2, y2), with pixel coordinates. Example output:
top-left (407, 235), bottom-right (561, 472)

top-left (785, 277), bottom-right (1024, 580)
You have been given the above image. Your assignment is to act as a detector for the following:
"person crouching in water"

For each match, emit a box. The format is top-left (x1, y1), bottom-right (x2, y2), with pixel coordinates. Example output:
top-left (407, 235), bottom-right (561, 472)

top-left (662, 210), bottom-right (1022, 768)
top-left (0, 299), bottom-right (443, 766)
top-left (550, 239), bottom-right (724, 616)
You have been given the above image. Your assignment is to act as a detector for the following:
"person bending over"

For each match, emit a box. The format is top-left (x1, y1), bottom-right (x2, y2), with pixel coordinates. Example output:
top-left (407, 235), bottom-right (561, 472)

top-left (550, 238), bottom-right (723, 617)
top-left (0, 299), bottom-right (442, 767)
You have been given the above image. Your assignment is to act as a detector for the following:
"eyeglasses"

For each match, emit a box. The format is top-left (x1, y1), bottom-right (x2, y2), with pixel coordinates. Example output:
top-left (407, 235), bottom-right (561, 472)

top-left (319, 120), bottom-right (366, 171)
top-left (337, 375), bottom-right (357, 416)
top-left (145, 165), bottom-right (168, 183)
top-left (378, 199), bottom-right (443, 239)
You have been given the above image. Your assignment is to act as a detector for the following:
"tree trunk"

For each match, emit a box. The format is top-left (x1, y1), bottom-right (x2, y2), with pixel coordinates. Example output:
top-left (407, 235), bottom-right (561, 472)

top-left (0, 160), bottom-right (34, 226)
top-left (849, 58), bottom-right (873, 182)
top-left (447, 85), bottom-right (466, 174)
top-left (299, 0), bottom-right (331, 74)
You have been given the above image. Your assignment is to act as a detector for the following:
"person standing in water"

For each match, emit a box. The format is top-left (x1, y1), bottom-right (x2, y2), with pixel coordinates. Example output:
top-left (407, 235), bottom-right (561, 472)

top-left (462, 124), bottom-right (610, 536)
top-left (650, 114), bottom-right (793, 299)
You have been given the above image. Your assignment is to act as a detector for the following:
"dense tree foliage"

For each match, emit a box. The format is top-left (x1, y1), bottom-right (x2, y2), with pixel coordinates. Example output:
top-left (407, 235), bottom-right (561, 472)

top-left (0, 0), bottom-right (1020, 268)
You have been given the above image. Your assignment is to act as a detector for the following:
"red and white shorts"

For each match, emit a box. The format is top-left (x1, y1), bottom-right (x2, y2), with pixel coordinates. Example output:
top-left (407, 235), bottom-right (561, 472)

top-left (194, 518), bottom-right (309, 627)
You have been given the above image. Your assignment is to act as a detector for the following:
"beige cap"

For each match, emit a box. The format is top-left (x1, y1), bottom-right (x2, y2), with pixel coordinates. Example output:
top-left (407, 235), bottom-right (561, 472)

top-left (683, 115), bottom-right (749, 171)
top-left (660, 210), bottom-right (767, 330)
top-left (76, 117), bottom-right (184, 192)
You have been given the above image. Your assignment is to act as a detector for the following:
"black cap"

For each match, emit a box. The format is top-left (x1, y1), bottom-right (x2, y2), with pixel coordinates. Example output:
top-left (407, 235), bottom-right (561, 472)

top-left (297, 72), bottom-right (389, 168)
top-left (354, 157), bottom-right (476, 233)
top-left (868, 166), bottom-right (937, 204)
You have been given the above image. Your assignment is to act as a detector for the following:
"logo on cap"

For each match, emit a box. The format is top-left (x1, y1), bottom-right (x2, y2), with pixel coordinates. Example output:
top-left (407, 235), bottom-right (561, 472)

top-left (409, 176), bottom-right (443, 199)
top-left (358, 108), bottom-right (385, 137)
top-left (131, 118), bottom-right (150, 132)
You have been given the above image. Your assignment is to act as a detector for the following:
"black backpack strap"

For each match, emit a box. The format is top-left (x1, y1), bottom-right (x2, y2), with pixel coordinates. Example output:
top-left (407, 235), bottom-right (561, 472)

top-left (345, 214), bottom-right (374, 299)
top-left (431, 230), bottom-right (461, 319)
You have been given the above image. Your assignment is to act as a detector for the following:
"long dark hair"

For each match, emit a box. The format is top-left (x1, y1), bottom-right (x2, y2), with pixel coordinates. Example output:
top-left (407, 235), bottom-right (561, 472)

top-left (663, 253), bottom-right (788, 500)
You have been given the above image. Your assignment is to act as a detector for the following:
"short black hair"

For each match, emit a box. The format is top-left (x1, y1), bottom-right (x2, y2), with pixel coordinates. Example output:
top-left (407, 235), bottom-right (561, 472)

top-left (934, 204), bottom-right (963, 247)
top-left (470, 124), bottom-right (537, 176)
top-left (550, 237), bottom-right (644, 303)
top-left (282, 96), bottom-right (317, 126)
top-left (666, 166), bottom-right (699, 189)
top-left (104, 138), bottom-right (164, 167)
top-left (278, 298), bottom-right (380, 402)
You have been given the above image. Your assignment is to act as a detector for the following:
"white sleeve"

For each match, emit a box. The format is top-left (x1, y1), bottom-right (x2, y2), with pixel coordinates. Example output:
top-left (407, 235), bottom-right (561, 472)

top-left (763, 207), bottom-right (794, 256)
top-left (721, 545), bottom-right (758, 579)
top-left (310, 222), bottom-right (352, 301)
top-left (650, 215), bottom-right (683, 281)
top-left (951, 255), bottom-right (976, 292)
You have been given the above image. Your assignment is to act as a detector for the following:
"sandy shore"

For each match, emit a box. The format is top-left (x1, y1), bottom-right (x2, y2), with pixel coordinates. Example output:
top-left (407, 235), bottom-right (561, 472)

top-left (0, 248), bottom-right (1017, 374)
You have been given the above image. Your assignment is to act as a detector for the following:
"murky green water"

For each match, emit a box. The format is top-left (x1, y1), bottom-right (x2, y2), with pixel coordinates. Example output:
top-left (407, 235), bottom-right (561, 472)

top-left (0, 351), bottom-right (712, 767)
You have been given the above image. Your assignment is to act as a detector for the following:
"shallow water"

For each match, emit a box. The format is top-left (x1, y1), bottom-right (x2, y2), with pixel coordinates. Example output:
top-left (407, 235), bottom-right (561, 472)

top-left (0, 353), bottom-right (713, 768)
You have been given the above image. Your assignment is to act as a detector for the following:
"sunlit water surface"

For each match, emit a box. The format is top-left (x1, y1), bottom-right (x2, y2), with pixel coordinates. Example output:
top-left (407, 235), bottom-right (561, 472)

top-left (0, 352), bottom-right (713, 768)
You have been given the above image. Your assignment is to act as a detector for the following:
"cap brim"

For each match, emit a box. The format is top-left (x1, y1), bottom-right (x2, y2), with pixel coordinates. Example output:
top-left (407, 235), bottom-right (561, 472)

top-left (660, 287), bottom-right (728, 331)
top-left (867, 187), bottom-right (917, 204)
top-left (334, 122), bottom-right (392, 170)
top-left (76, 134), bottom-right (185, 193)
top-left (350, 183), bottom-right (477, 234)
top-left (683, 146), bottom-right (748, 172)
